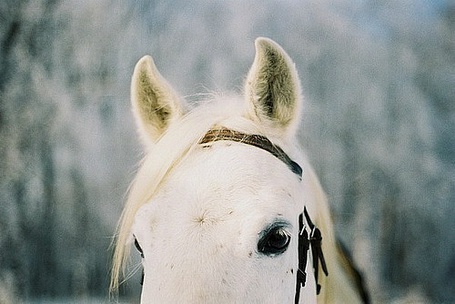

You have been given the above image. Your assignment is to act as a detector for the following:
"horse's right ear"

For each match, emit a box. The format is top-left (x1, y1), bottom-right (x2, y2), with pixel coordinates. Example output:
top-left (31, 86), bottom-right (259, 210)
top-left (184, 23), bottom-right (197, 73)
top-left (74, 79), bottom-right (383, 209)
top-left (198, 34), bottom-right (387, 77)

top-left (131, 55), bottom-right (184, 146)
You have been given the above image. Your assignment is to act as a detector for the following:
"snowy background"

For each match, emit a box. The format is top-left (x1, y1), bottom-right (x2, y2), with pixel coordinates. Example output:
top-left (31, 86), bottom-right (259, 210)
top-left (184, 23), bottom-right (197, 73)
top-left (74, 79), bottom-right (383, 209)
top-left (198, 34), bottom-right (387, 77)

top-left (1, 0), bottom-right (454, 303)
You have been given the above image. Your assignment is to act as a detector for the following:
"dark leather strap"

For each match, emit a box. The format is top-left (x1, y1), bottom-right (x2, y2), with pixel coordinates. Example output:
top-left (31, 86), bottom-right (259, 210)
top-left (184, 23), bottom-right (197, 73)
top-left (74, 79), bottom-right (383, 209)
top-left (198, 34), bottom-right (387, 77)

top-left (200, 127), bottom-right (303, 178)
top-left (304, 207), bottom-right (329, 295)
top-left (295, 211), bottom-right (310, 304)
top-left (295, 207), bottom-right (329, 302)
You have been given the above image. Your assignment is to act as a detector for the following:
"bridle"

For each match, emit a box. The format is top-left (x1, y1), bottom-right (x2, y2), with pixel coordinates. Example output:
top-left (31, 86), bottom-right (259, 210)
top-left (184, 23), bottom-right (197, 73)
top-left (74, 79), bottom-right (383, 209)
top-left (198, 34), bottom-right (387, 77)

top-left (200, 128), bottom-right (303, 178)
top-left (199, 127), bottom-right (328, 303)
top-left (295, 206), bottom-right (328, 303)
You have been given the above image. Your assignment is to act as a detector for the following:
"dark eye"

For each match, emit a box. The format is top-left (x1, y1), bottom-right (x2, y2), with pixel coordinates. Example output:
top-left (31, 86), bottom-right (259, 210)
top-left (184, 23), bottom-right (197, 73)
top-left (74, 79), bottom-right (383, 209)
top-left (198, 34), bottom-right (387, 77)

top-left (258, 226), bottom-right (291, 256)
top-left (134, 237), bottom-right (144, 258)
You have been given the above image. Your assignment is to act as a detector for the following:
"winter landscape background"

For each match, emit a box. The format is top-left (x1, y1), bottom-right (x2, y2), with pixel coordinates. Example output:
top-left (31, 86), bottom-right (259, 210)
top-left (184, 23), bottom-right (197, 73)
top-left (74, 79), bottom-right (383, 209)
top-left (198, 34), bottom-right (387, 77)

top-left (1, 0), bottom-right (454, 303)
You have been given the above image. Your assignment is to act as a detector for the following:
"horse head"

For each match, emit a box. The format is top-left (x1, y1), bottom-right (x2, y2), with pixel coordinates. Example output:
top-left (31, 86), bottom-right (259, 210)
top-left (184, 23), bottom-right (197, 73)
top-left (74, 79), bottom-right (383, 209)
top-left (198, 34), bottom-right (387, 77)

top-left (111, 38), bottom-right (367, 304)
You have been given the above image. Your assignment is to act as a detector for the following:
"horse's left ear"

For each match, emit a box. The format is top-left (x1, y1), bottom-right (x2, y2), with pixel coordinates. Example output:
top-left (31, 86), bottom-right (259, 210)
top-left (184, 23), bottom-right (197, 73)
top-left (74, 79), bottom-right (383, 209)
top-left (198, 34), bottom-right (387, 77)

top-left (245, 38), bottom-right (302, 138)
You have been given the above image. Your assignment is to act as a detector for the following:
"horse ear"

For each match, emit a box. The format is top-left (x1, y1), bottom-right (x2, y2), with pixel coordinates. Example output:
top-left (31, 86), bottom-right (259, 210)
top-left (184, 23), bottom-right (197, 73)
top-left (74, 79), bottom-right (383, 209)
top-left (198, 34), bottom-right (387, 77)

top-left (245, 38), bottom-right (302, 137)
top-left (131, 55), bottom-right (184, 146)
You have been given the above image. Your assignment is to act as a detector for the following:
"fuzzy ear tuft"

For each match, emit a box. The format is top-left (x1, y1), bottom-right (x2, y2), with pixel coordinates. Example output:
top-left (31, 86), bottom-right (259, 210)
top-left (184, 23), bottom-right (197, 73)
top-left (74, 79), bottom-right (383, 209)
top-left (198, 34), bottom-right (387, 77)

top-left (131, 55), bottom-right (183, 146)
top-left (245, 38), bottom-right (302, 137)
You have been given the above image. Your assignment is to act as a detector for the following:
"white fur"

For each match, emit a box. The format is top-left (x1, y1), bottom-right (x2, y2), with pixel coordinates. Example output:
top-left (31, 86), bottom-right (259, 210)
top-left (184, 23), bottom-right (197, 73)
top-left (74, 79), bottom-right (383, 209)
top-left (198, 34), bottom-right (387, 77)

top-left (132, 141), bottom-right (310, 303)
top-left (111, 38), bottom-right (364, 303)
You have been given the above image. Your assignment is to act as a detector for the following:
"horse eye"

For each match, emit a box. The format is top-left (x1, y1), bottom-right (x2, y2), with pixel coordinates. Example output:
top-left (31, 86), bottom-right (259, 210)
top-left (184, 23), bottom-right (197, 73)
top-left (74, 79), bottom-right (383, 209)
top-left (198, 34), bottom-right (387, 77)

top-left (134, 238), bottom-right (144, 258)
top-left (258, 226), bottom-right (291, 256)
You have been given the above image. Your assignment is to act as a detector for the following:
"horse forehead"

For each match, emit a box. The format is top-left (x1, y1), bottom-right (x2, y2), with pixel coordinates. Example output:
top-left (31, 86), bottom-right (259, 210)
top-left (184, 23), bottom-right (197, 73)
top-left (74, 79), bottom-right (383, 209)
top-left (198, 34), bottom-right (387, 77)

top-left (168, 143), bottom-right (301, 211)
top-left (177, 142), bottom-right (299, 191)
top-left (134, 143), bottom-right (301, 237)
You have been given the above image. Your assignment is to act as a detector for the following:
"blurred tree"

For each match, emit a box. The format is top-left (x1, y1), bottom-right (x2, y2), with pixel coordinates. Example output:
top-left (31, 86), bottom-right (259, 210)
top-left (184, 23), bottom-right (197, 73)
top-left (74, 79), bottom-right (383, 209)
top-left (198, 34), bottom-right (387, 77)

top-left (0, 0), bottom-right (453, 303)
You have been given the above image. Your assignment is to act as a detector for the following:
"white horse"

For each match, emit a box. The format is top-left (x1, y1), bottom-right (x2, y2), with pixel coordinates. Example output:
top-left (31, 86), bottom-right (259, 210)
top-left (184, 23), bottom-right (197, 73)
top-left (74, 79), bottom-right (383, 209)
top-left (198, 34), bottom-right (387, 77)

top-left (111, 37), bottom-right (368, 303)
